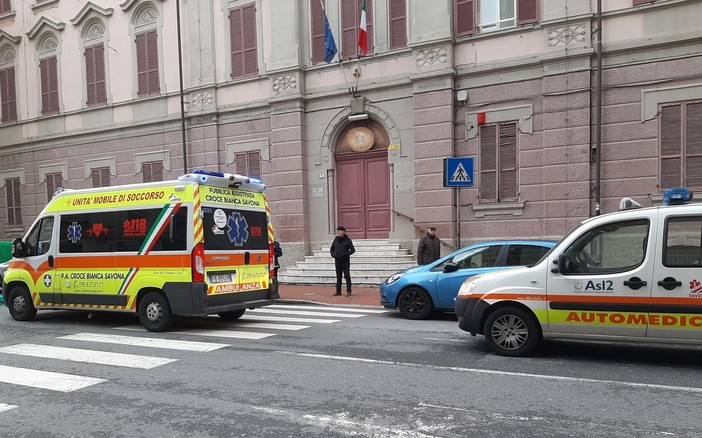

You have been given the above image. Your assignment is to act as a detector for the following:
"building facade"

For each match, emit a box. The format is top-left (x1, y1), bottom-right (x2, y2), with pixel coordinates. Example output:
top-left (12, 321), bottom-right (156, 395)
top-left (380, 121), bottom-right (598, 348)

top-left (0, 0), bottom-right (700, 267)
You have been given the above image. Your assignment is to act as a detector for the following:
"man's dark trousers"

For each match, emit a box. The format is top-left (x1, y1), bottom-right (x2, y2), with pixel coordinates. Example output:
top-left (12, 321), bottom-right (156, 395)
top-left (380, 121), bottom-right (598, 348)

top-left (335, 258), bottom-right (352, 292)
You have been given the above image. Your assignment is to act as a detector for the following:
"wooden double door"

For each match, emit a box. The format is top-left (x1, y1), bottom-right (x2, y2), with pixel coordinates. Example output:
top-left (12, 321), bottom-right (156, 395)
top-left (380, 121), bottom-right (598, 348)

top-left (335, 151), bottom-right (390, 239)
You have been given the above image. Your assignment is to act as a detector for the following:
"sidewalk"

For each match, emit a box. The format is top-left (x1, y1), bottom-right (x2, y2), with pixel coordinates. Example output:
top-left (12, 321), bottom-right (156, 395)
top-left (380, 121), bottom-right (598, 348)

top-left (277, 283), bottom-right (382, 308)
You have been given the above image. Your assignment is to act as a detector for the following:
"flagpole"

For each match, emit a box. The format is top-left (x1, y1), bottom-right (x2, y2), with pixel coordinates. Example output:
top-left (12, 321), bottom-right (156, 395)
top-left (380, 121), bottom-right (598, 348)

top-left (338, 58), bottom-right (354, 96)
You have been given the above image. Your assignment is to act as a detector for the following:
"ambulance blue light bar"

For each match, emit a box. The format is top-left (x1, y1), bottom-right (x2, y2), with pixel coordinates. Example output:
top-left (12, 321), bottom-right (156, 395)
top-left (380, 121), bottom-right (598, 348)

top-left (193, 169), bottom-right (225, 178)
top-left (662, 187), bottom-right (693, 206)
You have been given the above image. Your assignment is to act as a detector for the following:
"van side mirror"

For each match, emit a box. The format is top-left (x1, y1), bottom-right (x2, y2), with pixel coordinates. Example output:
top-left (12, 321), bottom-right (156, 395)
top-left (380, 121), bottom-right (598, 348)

top-left (11, 237), bottom-right (26, 258)
top-left (557, 254), bottom-right (569, 274)
top-left (443, 262), bottom-right (459, 273)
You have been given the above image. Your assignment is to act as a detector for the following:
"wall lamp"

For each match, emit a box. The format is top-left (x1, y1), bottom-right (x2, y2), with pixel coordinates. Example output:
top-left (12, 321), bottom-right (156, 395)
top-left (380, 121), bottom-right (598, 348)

top-left (348, 113), bottom-right (369, 122)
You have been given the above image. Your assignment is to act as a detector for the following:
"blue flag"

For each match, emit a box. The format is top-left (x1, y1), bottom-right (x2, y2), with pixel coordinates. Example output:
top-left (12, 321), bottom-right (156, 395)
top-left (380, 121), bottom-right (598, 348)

top-left (323, 8), bottom-right (338, 63)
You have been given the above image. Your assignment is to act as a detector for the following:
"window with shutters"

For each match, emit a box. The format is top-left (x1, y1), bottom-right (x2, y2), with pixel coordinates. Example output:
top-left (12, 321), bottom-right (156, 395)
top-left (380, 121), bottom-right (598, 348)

top-left (5, 177), bottom-right (21, 226)
top-left (142, 161), bottom-right (163, 183)
top-left (85, 43), bottom-right (107, 106)
top-left (0, 0), bottom-right (11, 14)
top-left (455, 0), bottom-right (537, 37)
top-left (660, 101), bottom-right (702, 190)
top-left (479, 122), bottom-right (517, 203)
top-left (45, 172), bottom-right (63, 202)
top-left (136, 30), bottom-right (159, 96)
top-left (341, 0), bottom-right (373, 59)
top-left (0, 66), bottom-right (17, 123)
top-left (311, 0), bottom-right (325, 64)
top-left (40, 55), bottom-right (59, 115)
top-left (229, 4), bottom-right (258, 79)
top-left (91, 167), bottom-right (111, 188)
top-left (633, 0), bottom-right (655, 5)
top-left (235, 151), bottom-right (261, 179)
top-left (389, 0), bottom-right (407, 50)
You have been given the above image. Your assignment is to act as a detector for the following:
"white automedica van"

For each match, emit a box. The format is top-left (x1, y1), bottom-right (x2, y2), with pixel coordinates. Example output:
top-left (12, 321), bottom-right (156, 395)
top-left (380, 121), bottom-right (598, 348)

top-left (455, 188), bottom-right (702, 356)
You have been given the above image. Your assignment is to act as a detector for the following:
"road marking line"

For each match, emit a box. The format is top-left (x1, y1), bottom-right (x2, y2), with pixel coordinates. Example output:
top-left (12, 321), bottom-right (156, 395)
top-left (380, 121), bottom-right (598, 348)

top-left (0, 344), bottom-right (177, 369)
top-left (270, 305), bottom-right (387, 314)
top-left (59, 333), bottom-right (229, 352)
top-left (250, 405), bottom-right (437, 438)
top-left (0, 365), bottom-right (106, 392)
top-left (249, 308), bottom-right (364, 318)
top-left (0, 403), bottom-right (18, 413)
top-left (113, 326), bottom-right (275, 340)
top-left (240, 315), bottom-right (341, 324)
top-left (224, 322), bottom-right (311, 331)
top-left (280, 352), bottom-right (702, 394)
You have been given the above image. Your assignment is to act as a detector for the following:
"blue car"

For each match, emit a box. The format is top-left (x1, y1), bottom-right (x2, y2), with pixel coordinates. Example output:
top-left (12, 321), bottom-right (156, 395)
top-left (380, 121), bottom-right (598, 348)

top-left (380, 240), bottom-right (556, 319)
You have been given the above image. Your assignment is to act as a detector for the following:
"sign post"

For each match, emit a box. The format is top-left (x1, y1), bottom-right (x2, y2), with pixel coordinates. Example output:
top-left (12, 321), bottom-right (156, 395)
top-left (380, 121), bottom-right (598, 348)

top-left (444, 158), bottom-right (475, 249)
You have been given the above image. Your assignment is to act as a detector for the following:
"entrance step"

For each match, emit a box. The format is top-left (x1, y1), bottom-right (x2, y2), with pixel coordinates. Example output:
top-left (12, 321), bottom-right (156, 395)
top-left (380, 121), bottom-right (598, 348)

top-left (277, 239), bottom-right (418, 287)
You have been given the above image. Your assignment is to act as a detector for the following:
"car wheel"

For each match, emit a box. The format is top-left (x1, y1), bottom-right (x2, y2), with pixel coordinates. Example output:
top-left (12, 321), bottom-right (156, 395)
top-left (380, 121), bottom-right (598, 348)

top-left (7, 285), bottom-right (37, 321)
top-left (483, 306), bottom-right (540, 357)
top-left (138, 292), bottom-right (173, 332)
top-left (218, 309), bottom-right (246, 321)
top-left (398, 287), bottom-right (433, 320)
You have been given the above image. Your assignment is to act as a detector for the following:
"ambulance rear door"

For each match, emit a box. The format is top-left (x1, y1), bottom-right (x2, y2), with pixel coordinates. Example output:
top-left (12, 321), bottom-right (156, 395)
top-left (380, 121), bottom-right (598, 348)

top-left (546, 211), bottom-right (656, 337)
top-left (200, 187), bottom-right (270, 301)
top-left (649, 211), bottom-right (702, 340)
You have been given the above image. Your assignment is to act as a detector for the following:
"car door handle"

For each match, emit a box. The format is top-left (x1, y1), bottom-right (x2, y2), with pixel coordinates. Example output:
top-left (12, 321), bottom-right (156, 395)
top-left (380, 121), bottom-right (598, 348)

top-left (657, 277), bottom-right (682, 291)
top-left (48, 255), bottom-right (54, 268)
top-left (623, 277), bottom-right (647, 290)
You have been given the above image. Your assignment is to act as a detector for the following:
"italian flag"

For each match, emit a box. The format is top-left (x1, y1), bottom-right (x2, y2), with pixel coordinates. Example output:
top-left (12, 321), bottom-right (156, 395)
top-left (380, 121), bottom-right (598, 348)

top-left (358, 0), bottom-right (368, 56)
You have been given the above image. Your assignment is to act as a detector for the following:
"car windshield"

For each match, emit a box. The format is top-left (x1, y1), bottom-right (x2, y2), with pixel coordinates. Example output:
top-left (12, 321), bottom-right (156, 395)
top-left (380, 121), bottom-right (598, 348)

top-left (530, 222), bottom-right (585, 266)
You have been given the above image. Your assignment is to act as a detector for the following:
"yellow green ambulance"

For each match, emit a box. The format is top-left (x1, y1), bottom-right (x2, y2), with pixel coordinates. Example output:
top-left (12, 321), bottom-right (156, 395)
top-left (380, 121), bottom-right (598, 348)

top-left (2, 170), bottom-right (277, 331)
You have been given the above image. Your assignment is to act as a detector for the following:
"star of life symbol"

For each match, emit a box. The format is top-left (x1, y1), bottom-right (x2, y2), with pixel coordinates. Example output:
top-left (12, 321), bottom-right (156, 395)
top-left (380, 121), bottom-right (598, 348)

top-left (43, 274), bottom-right (52, 288)
top-left (690, 279), bottom-right (702, 294)
top-left (226, 212), bottom-right (249, 246)
top-left (450, 163), bottom-right (471, 183)
top-left (68, 222), bottom-right (82, 244)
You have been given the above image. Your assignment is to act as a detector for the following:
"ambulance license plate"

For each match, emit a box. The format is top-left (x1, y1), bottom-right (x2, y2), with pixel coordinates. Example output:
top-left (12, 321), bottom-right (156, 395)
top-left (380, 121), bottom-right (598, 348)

top-left (209, 274), bottom-right (232, 283)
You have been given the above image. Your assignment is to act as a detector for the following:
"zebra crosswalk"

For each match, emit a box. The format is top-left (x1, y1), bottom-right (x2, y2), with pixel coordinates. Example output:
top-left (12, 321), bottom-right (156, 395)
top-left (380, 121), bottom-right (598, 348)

top-left (0, 304), bottom-right (385, 408)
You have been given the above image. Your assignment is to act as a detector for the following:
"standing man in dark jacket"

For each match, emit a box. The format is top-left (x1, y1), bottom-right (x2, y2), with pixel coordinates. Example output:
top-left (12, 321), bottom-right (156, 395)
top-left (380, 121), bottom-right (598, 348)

top-left (330, 226), bottom-right (355, 296)
top-left (417, 227), bottom-right (440, 265)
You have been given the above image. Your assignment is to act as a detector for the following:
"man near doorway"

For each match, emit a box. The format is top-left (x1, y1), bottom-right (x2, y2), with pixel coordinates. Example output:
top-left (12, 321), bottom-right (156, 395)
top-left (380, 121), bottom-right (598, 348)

top-left (417, 227), bottom-right (440, 265)
top-left (330, 226), bottom-right (355, 296)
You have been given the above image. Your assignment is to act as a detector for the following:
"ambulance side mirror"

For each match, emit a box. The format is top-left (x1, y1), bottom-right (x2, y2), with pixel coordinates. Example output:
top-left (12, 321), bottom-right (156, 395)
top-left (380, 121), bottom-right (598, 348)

top-left (11, 237), bottom-right (26, 258)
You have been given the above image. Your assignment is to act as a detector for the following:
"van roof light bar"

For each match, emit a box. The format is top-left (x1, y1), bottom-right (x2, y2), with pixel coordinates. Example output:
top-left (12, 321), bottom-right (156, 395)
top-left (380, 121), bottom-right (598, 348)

top-left (662, 187), bottom-right (693, 206)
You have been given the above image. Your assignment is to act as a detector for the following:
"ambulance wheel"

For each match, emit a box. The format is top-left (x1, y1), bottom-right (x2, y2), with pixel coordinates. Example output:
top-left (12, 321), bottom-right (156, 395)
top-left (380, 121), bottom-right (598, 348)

top-left (218, 309), bottom-right (246, 321)
top-left (139, 292), bottom-right (173, 332)
top-left (483, 306), bottom-right (540, 357)
top-left (7, 285), bottom-right (37, 321)
top-left (398, 287), bottom-right (433, 320)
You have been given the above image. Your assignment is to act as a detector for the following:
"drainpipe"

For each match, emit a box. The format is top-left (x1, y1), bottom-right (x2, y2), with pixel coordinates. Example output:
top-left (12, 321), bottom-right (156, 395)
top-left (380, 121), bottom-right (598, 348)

top-left (176, 0), bottom-right (188, 174)
top-left (594, 0), bottom-right (603, 215)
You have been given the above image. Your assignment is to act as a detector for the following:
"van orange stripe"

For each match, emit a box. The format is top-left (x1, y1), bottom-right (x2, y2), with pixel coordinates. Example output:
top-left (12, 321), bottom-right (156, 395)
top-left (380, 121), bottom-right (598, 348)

top-left (467, 293), bottom-right (702, 307)
top-left (55, 254), bottom-right (189, 269)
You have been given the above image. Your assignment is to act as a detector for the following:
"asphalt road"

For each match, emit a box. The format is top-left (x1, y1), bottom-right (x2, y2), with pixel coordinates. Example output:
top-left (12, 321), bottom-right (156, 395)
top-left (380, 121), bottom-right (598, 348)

top-left (0, 304), bottom-right (701, 438)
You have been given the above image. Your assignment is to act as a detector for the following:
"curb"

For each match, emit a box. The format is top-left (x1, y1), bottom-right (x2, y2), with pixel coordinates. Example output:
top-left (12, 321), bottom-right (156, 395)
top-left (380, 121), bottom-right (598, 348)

top-left (275, 299), bottom-right (385, 309)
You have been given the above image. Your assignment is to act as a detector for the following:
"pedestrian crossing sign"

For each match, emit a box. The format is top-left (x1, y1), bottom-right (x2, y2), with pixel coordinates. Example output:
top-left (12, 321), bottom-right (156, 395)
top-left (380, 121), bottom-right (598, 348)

top-left (443, 157), bottom-right (474, 187)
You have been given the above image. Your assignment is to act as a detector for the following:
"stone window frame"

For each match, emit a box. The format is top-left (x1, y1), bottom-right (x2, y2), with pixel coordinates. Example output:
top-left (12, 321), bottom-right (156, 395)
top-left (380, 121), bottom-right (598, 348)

top-left (39, 162), bottom-right (68, 201)
top-left (122, 0), bottom-right (165, 99)
top-left (84, 157), bottom-right (116, 181)
top-left (0, 168), bottom-right (25, 228)
top-left (134, 150), bottom-right (171, 175)
top-left (226, 138), bottom-right (270, 176)
top-left (0, 40), bottom-right (19, 123)
top-left (221, 0), bottom-right (266, 82)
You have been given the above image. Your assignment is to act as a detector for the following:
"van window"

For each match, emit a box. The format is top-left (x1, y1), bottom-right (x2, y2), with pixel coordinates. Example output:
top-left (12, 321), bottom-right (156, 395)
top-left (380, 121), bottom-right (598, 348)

top-left (202, 207), bottom-right (268, 251)
top-left (26, 217), bottom-right (54, 256)
top-left (116, 208), bottom-right (188, 252)
top-left (506, 244), bottom-right (550, 266)
top-left (664, 217), bottom-right (702, 267)
top-left (563, 219), bottom-right (649, 274)
top-left (60, 212), bottom-right (115, 253)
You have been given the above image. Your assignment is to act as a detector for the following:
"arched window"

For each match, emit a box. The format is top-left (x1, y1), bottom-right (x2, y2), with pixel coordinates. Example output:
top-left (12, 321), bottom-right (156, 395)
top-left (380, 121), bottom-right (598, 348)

top-left (37, 32), bottom-right (60, 115)
top-left (131, 3), bottom-right (161, 97)
top-left (0, 44), bottom-right (18, 123)
top-left (82, 19), bottom-right (107, 106)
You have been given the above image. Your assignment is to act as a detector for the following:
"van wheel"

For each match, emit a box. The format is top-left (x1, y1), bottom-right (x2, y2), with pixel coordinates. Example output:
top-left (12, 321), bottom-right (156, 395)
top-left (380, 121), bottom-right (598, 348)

top-left (218, 309), bottom-right (246, 321)
top-left (7, 286), bottom-right (37, 321)
top-left (138, 292), bottom-right (173, 332)
top-left (483, 306), bottom-right (540, 357)
top-left (398, 287), bottom-right (433, 320)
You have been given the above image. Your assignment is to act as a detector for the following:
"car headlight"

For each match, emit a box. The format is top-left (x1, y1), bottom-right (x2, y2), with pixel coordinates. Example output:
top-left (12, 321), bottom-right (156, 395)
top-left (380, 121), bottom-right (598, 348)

top-left (459, 279), bottom-right (479, 295)
top-left (386, 272), bottom-right (405, 285)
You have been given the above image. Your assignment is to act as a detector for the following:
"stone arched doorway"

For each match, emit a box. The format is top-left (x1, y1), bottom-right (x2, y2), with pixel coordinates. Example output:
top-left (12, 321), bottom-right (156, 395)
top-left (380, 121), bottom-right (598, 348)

top-left (335, 119), bottom-right (391, 239)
